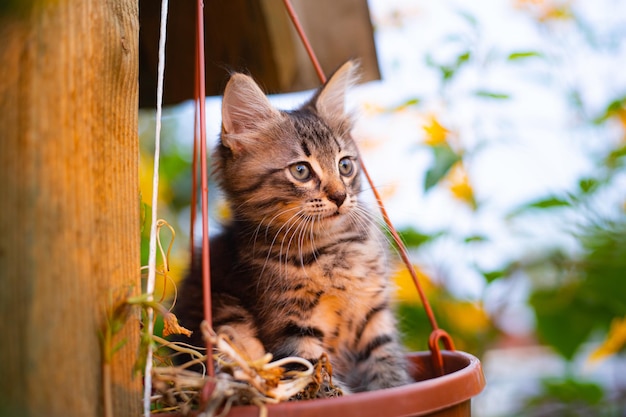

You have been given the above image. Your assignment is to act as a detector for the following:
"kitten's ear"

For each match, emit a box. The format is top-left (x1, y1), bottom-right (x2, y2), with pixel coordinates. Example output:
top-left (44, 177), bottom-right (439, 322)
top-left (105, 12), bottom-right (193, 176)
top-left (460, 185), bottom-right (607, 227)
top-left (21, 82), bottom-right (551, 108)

top-left (221, 73), bottom-right (280, 148)
top-left (315, 61), bottom-right (359, 121)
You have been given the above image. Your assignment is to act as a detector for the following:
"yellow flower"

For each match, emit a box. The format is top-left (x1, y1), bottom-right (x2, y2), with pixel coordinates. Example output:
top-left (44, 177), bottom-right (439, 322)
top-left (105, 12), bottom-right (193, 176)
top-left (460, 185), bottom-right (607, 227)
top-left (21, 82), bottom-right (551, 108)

top-left (514, 0), bottom-right (542, 6)
top-left (514, 0), bottom-right (573, 22)
top-left (393, 264), bottom-right (435, 304)
top-left (441, 300), bottom-right (491, 334)
top-left (446, 162), bottom-right (476, 209)
top-left (589, 316), bottom-right (626, 363)
top-left (615, 108), bottom-right (626, 143)
top-left (618, 108), bottom-right (626, 126)
top-left (361, 102), bottom-right (386, 115)
top-left (423, 115), bottom-right (450, 147)
top-left (139, 153), bottom-right (173, 206)
top-left (538, 4), bottom-right (573, 21)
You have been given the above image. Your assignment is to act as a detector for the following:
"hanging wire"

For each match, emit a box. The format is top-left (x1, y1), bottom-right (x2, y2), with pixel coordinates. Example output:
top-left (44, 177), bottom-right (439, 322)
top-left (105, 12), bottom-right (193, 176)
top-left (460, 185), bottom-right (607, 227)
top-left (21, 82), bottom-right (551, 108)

top-left (281, 0), bottom-right (326, 83)
top-left (194, 0), bottom-right (215, 379)
top-left (144, 0), bottom-right (169, 414)
top-left (281, 0), bottom-right (455, 374)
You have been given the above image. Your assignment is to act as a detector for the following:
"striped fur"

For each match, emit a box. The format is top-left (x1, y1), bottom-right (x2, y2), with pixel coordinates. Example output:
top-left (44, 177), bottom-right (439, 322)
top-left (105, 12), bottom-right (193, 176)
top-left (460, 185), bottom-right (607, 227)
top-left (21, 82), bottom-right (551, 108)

top-left (174, 62), bottom-right (412, 392)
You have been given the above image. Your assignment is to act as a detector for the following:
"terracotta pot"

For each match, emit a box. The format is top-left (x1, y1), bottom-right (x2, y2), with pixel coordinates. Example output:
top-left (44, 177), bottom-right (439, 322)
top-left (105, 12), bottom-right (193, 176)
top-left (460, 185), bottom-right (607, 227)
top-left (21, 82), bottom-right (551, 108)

top-left (162, 350), bottom-right (485, 417)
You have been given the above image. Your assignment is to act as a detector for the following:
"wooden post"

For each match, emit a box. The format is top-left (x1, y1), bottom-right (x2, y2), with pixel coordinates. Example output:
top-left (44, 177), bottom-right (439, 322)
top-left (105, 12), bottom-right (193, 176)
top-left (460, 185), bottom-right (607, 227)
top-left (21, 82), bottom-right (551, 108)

top-left (0, 1), bottom-right (141, 416)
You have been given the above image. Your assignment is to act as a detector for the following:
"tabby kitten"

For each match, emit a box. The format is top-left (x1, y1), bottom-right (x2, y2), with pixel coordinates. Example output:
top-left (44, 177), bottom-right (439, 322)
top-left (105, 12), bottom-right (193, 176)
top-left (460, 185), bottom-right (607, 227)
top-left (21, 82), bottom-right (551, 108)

top-left (174, 61), bottom-right (412, 392)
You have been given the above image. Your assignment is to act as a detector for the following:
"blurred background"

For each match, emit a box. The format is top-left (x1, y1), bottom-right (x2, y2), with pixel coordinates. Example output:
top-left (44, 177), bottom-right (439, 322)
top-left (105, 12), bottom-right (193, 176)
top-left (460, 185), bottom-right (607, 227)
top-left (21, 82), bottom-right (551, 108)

top-left (139, 0), bottom-right (626, 415)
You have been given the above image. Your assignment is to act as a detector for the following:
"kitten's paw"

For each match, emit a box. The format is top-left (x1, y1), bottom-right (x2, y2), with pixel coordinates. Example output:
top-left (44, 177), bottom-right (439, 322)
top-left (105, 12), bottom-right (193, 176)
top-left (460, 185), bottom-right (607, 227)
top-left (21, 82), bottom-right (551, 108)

top-left (294, 377), bottom-right (350, 400)
top-left (322, 378), bottom-right (351, 397)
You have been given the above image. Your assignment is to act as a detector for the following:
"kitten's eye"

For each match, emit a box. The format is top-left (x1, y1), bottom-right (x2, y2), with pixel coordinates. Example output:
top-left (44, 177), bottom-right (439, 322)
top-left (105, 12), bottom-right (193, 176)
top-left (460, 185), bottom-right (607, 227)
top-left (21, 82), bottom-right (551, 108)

top-left (289, 162), bottom-right (312, 181)
top-left (338, 157), bottom-right (354, 177)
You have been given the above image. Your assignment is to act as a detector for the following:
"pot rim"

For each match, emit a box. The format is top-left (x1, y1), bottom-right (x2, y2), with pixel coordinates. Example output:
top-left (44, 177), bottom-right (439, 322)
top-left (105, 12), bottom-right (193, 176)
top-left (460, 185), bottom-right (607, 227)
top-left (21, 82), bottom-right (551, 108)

top-left (219, 350), bottom-right (486, 417)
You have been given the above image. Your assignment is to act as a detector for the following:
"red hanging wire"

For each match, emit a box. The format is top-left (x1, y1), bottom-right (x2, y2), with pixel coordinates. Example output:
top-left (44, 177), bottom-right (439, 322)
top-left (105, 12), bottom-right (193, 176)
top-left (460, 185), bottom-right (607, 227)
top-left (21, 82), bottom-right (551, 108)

top-left (359, 162), bottom-right (439, 332)
top-left (281, 0), bottom-right (454, 375)
top-left (281, 0), bottom-right (326, 83)
top-left (194, 0), bottom-right (214, 378)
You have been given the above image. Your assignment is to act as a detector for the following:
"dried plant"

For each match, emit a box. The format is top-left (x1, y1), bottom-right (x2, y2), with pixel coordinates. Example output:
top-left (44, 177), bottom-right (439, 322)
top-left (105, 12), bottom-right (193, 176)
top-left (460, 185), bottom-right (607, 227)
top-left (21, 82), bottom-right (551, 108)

top-left (151, 321), bottom-right (343, 416)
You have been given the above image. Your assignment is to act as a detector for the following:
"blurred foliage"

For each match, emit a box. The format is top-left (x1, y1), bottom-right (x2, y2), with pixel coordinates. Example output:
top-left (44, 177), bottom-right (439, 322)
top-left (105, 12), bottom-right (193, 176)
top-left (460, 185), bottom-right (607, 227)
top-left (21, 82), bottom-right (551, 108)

top-left (371, 0), bottom-right (626, 415)
top-left (528, 218), bottom-right (626, 359)
top-left (496, 157), bottom-right (626, 361)
top-left (393, 265), bottom-right (496, 357)
top-left (397, 0), bottom-right (626, 348)
top-left (139, 108), bottom-right (199, 296)
top-left (515, 376), bottom-right (626, 417)
top-left (139, 1), bottom-right (626, 415)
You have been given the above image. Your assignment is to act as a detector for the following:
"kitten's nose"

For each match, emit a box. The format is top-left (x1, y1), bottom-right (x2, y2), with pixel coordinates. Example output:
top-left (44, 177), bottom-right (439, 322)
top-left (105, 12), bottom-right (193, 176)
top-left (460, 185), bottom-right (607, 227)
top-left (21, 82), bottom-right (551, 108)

top-left (328, 190), bottom-right (346, 207)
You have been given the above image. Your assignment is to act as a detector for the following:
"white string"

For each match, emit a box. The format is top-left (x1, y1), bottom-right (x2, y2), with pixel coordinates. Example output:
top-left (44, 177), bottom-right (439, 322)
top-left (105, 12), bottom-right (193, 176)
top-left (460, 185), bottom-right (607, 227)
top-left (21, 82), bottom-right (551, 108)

top-left (144, 0), bottom-right (169, 415)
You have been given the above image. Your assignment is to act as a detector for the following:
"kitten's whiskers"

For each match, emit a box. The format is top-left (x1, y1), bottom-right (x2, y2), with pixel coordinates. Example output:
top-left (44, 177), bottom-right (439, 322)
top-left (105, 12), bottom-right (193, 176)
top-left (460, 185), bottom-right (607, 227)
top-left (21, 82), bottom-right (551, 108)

top-left (256, 207), bottom-right (305, 293)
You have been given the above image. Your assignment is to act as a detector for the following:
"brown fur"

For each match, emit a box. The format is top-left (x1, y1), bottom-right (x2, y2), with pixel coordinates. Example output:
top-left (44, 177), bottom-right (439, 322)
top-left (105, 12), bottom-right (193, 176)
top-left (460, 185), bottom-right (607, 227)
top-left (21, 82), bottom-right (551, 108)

top-left (173, 62), bottom-right (412, 392)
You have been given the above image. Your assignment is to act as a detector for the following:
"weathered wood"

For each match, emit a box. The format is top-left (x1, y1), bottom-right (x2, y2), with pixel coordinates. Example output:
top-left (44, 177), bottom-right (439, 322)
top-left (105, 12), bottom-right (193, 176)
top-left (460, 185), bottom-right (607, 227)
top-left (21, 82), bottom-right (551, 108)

top-left (0, 1), bottom-right (141, 416)
top-left (139, 0), bottom-right (379, 107)
top-left (277, 0), bottom-right (381, 91)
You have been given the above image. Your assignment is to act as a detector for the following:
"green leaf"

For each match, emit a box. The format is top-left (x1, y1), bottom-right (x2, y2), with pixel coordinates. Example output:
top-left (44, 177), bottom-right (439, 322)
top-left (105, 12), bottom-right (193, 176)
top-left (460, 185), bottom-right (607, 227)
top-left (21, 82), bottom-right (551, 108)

top-left (530, 197), bottom-right (572, 209)
top-left (464, 234), bottom-right (488, 243)
top-left (530, 287), bottom-right (596, 360)
top-left (424, 145), bottom-right (461, 191)
top-left (441, 66), bottom-right (455, 82)
top-left (508, 196), bottom-right (571, 217)
top-left (579, 221), bottom-right (626, 317)
top-left (605, 144), bottom-right (626, 169)
top-left (541, 377), bottom-right (604, 405)
top-left (481, 269), bottom-right (508, 283)
top-left (391, 97), bottom-right (421, 111)
top-left (456, 51), bottom-right (471, 66)
top-left (426, 51), bottom-right (471, 83)
top-left (595, 96), bottom-right (626, 123)
top-left (507, 51), bottom-right (544, 60)
top-left (396, 227), bottom-right (441, 248)
top-left (523, 377), bottom-right (608, 415)
top-left (578, 178), bottom-right (599, 194)
top-left (474, 90), bottom-right (511, 100)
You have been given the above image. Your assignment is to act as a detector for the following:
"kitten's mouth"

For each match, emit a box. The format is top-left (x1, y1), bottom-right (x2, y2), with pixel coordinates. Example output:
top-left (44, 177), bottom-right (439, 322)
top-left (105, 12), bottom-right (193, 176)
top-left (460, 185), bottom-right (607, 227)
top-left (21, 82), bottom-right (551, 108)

top-left (323, 210), bottom-right (342, 220)
top-left (311, 208), bottom-right (347, 221)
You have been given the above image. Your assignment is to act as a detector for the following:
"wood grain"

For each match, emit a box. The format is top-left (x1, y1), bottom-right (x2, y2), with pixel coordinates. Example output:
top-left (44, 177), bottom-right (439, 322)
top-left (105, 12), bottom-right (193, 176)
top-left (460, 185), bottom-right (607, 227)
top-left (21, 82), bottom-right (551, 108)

top-left (0, 1), bottom-right (141, 416)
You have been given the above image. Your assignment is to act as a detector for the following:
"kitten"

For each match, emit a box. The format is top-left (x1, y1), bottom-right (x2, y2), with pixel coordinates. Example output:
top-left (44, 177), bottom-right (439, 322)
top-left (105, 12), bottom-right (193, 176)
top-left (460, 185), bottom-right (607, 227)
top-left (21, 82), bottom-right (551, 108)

top-left (173, 61), bottom-right (412, 393)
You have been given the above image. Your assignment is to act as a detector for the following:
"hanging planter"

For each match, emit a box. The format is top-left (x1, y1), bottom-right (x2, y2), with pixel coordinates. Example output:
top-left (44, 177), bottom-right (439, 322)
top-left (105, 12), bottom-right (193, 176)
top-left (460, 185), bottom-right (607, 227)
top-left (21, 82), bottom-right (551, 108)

top-left (200, 350), bottom-right (484, 417)
top-left (147, 1), bottom-right (486, 416)
top-left (152, 348), bottom-right (484, 417)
